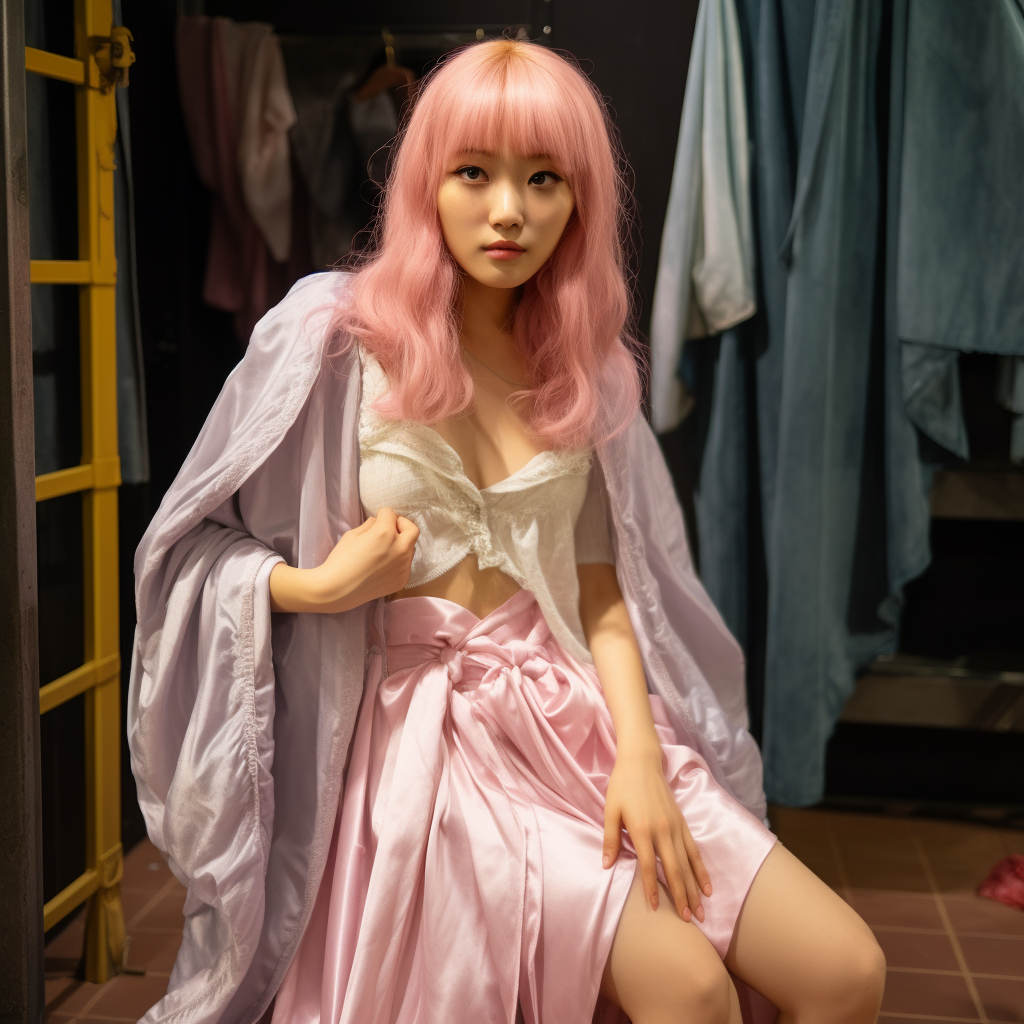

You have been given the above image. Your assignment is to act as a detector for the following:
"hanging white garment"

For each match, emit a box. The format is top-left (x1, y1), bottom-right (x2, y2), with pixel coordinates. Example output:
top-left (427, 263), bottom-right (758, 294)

top-left (649, 0), bottom-right (755, 433)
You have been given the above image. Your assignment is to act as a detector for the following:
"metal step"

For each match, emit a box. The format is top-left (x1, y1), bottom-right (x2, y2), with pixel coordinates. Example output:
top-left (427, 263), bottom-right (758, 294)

top-left (840, 653), bottom-right (1024, 732)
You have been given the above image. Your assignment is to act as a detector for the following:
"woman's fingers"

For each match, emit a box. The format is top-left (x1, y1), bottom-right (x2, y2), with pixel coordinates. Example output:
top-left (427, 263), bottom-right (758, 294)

top-left (396, 515), bottom-right (419, 537)
top-left (635, 835), bottom-right (660, 911)
top-left (374, 506), bottom-right (398, 531)
top-left (681, 824), bottom-right (712, 897)
top-left (659, 832), bottom-right (702, 922)
top-left (396, 516), bottom-right (419, 551)
top-left (602, 803), bottom-right (622, 869)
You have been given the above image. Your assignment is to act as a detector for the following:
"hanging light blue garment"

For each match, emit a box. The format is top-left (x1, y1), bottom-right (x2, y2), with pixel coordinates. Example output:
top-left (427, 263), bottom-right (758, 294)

top-left (650, 0), bottom-right (756, 433)
top-left (996, 357), bottom-right (1024, 465)
top-left (758, 0), bottom-right (890, 805)
top-left (890, 0), bottom-right (1024, 464)
top-left (883, 0), bottom-right (1024, 693)
top-left (689, 0), bottom-right (1024, 806)
top-left (692, 0), bottom-right (892, 806)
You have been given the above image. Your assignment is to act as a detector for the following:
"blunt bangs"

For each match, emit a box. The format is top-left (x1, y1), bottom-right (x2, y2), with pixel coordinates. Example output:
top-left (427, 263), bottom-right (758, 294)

top-left (422, 45), bottom-right (603, 206)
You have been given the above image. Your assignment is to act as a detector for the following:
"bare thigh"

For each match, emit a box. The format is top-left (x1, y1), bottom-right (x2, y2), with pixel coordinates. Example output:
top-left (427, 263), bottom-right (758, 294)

top-left (725, 843), bottom-right (886, 1021)
top-left (599, 846), bottom-right (886, 1024)
top-left (601, 864), bottom-right (741, 1024)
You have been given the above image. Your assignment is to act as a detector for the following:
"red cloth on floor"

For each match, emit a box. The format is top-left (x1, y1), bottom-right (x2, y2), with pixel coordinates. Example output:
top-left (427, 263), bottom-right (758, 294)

top-left (978, 854), bottom-right (1024, 912)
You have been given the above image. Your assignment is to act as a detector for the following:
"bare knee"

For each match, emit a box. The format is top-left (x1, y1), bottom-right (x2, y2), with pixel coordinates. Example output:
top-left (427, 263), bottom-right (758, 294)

top-left (619, 944), bottom-right (733, 1024)
top-left (816, 930), bottom-right (887, 1021)
top-left (662, 950), bottom-right (733, 1024)
top-left (686, 962), bottom-right (733, 1024)
top-left (840, 932), bottom-right (887, 1014)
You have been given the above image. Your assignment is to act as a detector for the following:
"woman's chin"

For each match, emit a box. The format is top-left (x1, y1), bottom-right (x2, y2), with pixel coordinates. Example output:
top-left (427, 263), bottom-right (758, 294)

top-left (464, 262), bottom-right (538, 291)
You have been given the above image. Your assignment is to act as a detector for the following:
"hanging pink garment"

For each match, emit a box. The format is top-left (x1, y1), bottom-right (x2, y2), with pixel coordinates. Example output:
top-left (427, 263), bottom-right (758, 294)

top-left (176, 17), bottom-right (305, 344)
top-left (272, 589), bottom-right (777, 1024)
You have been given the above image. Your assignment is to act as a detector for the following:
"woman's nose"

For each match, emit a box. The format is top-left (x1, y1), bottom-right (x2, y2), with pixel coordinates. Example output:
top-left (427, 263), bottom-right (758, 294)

top-left (489, 183), bottom-right (524, 229)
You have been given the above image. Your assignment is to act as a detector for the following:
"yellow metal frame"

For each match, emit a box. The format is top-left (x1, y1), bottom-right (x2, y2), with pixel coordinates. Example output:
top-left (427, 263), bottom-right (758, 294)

top-left (29, 0), bottom-right (126, 983)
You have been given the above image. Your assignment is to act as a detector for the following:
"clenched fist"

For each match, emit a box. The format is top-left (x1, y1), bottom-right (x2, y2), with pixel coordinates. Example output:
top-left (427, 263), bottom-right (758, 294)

top-left (269, 507), bottom-right (419, 614)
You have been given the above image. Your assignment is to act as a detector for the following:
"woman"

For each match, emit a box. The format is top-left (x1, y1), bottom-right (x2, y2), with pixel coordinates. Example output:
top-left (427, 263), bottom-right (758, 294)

top-left (129, 40), bottom-right (884, 1024)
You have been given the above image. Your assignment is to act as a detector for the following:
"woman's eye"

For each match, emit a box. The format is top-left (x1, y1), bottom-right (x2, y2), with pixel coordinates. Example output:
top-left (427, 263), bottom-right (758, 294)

top-left (529, 171), bottom-right (561, 186)
top-left (456, 166), bottom-right (486, 181)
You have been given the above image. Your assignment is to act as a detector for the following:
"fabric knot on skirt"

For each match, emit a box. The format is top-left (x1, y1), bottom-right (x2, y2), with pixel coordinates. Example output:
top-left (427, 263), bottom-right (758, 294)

top-left (436, 643), bottom-right (464, 683)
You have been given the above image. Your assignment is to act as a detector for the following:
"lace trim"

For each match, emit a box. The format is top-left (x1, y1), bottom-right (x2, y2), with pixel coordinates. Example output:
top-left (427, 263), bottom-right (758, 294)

top-left (359, 344), bottom-right (594, 493)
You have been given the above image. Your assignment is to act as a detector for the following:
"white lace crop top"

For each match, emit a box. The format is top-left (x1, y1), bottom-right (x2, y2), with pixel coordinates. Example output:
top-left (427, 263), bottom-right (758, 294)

top-left (357, 345), bottom-right (615, 664)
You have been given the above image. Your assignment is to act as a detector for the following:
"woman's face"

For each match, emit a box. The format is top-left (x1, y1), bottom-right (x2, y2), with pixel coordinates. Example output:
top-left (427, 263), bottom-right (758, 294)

top-left (437, 149), bottom-right (575, 291)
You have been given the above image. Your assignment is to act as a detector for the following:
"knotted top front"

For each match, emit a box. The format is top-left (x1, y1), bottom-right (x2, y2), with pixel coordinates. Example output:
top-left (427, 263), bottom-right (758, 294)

top-left (357, 343), bottom-right (617, 666)
top-left (437, 644), bottom-right (464, 683)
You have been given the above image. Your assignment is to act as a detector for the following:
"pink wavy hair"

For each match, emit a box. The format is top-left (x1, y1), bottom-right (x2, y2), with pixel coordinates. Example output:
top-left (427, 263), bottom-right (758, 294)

top-left (330, 39), bottom-right (645, 449)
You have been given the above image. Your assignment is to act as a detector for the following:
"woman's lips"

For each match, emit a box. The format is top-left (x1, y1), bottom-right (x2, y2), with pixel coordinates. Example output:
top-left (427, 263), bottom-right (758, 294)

top-left (484, 241), bottom-right (525, 261)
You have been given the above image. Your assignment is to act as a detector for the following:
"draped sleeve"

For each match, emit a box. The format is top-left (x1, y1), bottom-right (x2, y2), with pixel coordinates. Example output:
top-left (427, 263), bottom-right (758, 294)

top-left (128, 272), bottom-right (374, 1024)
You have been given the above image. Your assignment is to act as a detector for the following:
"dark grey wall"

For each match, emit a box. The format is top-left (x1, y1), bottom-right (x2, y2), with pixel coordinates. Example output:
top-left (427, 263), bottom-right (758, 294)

top-left (203, 0), bottom-right (699, 338)
top-left (556, 0), bottom-right (698, 337)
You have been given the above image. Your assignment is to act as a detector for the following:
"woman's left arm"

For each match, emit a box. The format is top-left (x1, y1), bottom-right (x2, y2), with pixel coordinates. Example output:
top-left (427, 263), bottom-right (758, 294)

top-left (578, 561), bottom-right (712, 922)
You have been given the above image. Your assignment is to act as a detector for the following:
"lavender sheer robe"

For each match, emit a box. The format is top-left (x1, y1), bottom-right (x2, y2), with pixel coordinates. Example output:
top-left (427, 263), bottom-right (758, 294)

top-left (128, 271), bottom-right (767, 1024)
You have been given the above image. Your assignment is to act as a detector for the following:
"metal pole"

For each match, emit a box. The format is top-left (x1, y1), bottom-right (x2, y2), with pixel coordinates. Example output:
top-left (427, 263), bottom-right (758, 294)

top-left (0, 0), bottom-right (45, 1020)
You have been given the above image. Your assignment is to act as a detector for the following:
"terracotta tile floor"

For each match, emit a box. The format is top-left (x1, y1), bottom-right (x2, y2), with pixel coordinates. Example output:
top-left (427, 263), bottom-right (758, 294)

top-left (771, 806), bottom-right (1024, 1024)
top-left (43, 810), bottom-right (1024, 1022)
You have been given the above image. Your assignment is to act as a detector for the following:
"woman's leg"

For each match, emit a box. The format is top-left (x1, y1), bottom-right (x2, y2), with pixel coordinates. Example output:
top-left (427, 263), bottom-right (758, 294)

top-left (601, 865), bottom-right (742, 1024)
top-left (725, 843), bottom-right (886, 1024)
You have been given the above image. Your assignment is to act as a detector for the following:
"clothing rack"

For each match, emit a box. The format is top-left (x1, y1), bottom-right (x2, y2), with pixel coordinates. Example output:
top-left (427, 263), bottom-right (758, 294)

top-left (200, 0), bottom-right (555, 44)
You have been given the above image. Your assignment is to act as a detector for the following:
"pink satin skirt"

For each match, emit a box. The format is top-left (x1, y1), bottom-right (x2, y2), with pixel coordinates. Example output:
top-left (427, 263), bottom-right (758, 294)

top-left (272, 589), bottom-right (776, 1024)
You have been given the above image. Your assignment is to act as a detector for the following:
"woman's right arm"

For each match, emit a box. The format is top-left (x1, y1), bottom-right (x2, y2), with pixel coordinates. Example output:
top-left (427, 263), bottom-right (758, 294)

top-left (269, 507), bottom-right (419, 613)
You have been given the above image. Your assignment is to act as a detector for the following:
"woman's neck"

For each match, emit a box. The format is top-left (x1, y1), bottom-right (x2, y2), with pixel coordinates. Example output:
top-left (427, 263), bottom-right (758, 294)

top-left (458, 275), bottom-right (520, 349)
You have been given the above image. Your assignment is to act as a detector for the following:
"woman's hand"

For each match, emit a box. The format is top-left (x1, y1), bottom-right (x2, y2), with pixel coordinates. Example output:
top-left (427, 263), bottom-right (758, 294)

top-left (269, 507), bottom-right (419, 613)
top-left (603, 746), bottom-right (712, 922)
top-left (577, 561), bottom-right (713, 922)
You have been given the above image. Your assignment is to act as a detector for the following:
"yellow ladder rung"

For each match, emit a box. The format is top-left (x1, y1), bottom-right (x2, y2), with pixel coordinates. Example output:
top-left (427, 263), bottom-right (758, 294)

top-left (35, 457), bottom-right (121, 502)
top-left (39, 654), bottom-right (120, 715)
top-left (31, 259), bottom-right (92, 285)
top-left (43, 868), bottom-right (100, 932)
top-left (31, 1), bottom-right (127, 980)
top-left (25, 46), bottom-right (86, 85)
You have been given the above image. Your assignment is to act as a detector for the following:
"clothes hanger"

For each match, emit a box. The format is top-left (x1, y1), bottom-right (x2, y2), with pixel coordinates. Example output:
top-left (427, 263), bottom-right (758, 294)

top-left (353, 28), bottom-right (416, 102)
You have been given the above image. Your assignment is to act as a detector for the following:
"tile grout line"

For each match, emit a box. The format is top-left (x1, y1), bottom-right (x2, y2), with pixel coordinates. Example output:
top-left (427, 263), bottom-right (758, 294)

top-left (869, 924), bottom-right (1024, 940)
top-left (870, 924), bottom-right (949, 935)
top-left (877, 1014), bottom-right (984, 1023)
top-left (880, 1011), bottom-right (983, 1019)
top-left (886, 966), bottom-right (1024, 980)
top-left (911, 830), bottom-right (989, 1024)
top-left (126, 875), bottom-right (186, 931)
